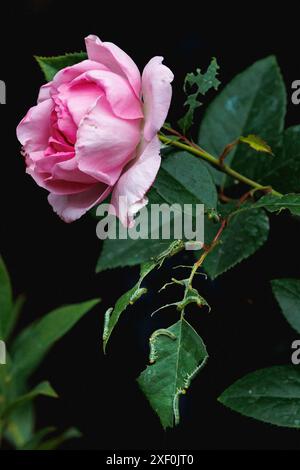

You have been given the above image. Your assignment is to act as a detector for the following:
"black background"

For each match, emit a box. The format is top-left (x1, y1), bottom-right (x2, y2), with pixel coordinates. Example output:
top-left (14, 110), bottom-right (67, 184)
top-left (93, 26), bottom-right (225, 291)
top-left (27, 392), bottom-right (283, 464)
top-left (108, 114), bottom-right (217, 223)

top-left (1, 0), bottom-right (300, 450)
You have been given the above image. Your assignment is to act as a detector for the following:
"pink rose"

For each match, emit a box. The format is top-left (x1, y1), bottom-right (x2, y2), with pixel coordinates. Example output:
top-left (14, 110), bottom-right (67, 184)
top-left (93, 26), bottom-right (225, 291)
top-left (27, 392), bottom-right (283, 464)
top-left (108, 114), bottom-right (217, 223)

top-left (17, 35), bottom-right (173, 225)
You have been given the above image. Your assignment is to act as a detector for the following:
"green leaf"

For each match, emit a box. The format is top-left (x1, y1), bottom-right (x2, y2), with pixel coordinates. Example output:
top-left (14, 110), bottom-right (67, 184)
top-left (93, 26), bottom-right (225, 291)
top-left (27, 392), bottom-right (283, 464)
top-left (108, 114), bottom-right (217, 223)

top-left (235, 193), bottom-right (300, 217)
top-left (4, 299), bottom-right (98, 447)
top-left (239, 134), bottom-right (273, 155)
top-left (0, 354), bottom-right (13, 415)
top-left (96, 151), bottom-right (216, 272)
top-left (199, 56), bottom-right (286, 186)
top-left (11, 298), bottom-right (100, 381)
top-left (1, 355), bottom-right (35, 449)
top-left (21, 427), bottom-right (56, 450)
top-left (179, 58), bottom-right (220, 133)
top-left (203, 206), bottom-right (270, 279)
top-left (103, 241), bottom-right (185, 351)
top-left (3, 381), bottom-right (57, 418)
top-left (96, 189), bottom-right (177, 272)
top-left (5, 402), bottom-right (34, 449)
top-left (0, 255), bottom-right (13, 340)
top-left (97, 237), bottom-right (172, 273)
top-left (35, 427), bottom-right (82, 450)
top-left (255, 193), bottom-right (300, 216)
top-left (0, 357), bottom-right (34, 449)
top-left (103, 265), bottom-right (152, 352)
top-left (5, 294), bottom-right (26, 341)
top-left (137, 318), bottom-right (208, 429)
top-left (155, 151), bottom-right (218, 209)
top-left (35, 52), bottom-right (87, 82)
top-left (259, 126), bottom-right (300, 193)
top-left (271, 279), bottom-right (300, 334)
top-left (219, 366), bottom-right (300, 428)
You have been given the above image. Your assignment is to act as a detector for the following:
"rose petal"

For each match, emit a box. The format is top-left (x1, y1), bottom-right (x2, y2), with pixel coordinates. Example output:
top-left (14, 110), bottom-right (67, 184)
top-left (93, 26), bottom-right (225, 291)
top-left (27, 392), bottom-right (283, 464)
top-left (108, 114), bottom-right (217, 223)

top-left (84, 69), bottom-right (143, 120)
top-left (52, 93), bottom-right (77, 145)
top-left (85, 35), bottom-right (141, 97)
top-left (52, 59), bottom-right (107, 88)
top-left (37, 83), bottom-right (53, 103)
top-left (17, 99), bottom-right (53, 152)
top-left (111, 135), bottom-right (161, 227)
top-left (34, 152), bottom-right (95, 185)
top-left (142, 57), bottom-right (173, 142)
top-left (57, 80), bottom-right (102, 126)
top-left (76, 96), bottom-right (141, 185)
top-left (52, 158), bottom-right (97, 184)
top-left (45, 136), bottom-right (73, 155)
top-left (27, 164), bottom-right (93, 195)
top-left (35, 151), bottom-right (74, 174)
top-left (48, 183), bottom-right (111, 223)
